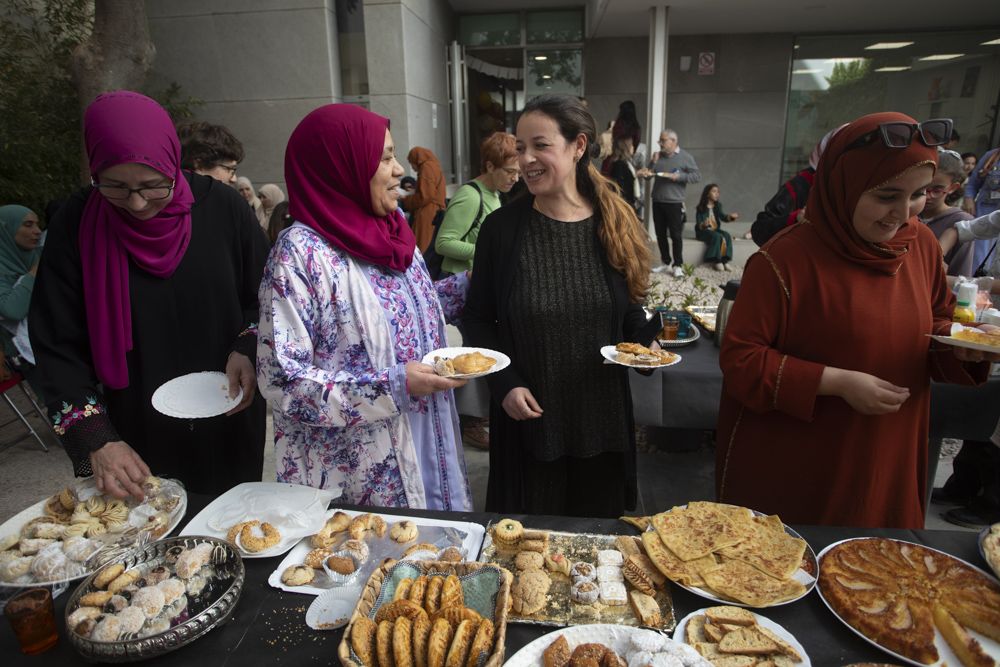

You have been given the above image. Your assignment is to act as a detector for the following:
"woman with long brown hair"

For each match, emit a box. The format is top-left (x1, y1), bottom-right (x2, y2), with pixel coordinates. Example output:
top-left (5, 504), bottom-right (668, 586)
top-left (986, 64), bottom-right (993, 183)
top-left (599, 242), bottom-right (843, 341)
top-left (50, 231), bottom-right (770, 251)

top-left (464, 94), bottom-right (658, 516)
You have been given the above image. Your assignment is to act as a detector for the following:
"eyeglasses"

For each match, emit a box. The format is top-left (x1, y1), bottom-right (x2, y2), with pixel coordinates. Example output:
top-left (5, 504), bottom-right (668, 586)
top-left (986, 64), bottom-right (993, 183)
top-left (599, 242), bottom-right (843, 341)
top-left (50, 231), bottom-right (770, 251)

top-left (213, 162), bottom-right (238, 176)
top-left (92, 180), bottom-right (176, 201)
top-left (925, 185), bottom-right (951, 195)
top-left (844, 118), bottom-right (953, 152)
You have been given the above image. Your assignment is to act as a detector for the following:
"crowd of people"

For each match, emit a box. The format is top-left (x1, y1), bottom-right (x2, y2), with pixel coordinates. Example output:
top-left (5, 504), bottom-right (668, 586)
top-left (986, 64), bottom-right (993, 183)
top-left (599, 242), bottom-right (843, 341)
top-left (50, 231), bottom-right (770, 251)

top-left (6, 89), bottom-right (1000, 530)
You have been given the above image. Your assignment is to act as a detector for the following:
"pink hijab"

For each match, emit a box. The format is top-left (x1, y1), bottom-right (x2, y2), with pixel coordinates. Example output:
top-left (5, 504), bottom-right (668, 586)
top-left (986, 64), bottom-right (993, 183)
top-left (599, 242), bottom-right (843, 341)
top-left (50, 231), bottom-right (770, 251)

top-left (79, 91), bottom-right (193, 389)
top-left (285, 104), bottom-right (415, 272)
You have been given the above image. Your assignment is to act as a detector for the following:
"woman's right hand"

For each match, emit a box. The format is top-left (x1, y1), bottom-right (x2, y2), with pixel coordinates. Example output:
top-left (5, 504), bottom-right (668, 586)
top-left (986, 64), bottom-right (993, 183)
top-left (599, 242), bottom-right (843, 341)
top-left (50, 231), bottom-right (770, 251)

top-left (502, 387), bottom-right (543, 420)
top-left (405, 361), bottom-right (467, 397)
top-left (823, 367), bottom-right (910, 415)
top-left (90, 441), bottom-right (151, 500)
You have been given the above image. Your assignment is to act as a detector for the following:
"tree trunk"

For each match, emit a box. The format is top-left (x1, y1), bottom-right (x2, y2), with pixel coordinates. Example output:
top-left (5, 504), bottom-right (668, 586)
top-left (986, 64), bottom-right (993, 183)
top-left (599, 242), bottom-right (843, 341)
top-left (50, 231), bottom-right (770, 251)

top-left (70, 0), bottom-right (156, 184)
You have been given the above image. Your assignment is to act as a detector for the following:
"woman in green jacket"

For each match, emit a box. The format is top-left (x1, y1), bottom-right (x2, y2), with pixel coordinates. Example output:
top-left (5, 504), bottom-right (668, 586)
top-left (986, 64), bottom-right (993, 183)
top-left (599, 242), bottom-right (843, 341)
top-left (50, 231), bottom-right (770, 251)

top-left (435, 132), bottom-right (519, 276)
top-left (695, 183), bottom-right (739, 271)
top-left (0, 205), bottom-right (43, 383)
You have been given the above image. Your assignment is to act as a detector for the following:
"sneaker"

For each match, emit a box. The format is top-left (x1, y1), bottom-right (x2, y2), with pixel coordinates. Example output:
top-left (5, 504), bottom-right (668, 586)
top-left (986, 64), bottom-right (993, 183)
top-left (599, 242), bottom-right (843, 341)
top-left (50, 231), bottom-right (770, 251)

top-left (652, 265), bottom-right (670, 274)
top-left (722, 263), bottom-right (732, 272)
top-left (463, 426), bottom-right (489, 451)
top-left (713, 263), bottom-right (724, 271)
top-left (942, 506), bottom-right (999, 529)
top-left (672, 266), bottom-right (684, 278)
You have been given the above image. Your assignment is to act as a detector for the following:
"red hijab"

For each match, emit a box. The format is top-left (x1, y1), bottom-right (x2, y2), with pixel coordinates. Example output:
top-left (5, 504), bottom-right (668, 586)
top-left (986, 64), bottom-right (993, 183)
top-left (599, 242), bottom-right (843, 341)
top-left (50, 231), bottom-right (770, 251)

top-left (806, 111), bottom-right (937, 275)
top-left (79, 91), bottom-right (194, 389)
top-left (285, 104), bottom-right (415, 271)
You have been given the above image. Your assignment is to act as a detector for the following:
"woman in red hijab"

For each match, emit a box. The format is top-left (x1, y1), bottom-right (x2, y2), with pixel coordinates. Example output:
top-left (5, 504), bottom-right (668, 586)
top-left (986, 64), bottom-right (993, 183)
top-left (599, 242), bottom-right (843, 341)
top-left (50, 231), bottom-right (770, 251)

top-left (29, 91), bottom-right (268, 498)
top-left (716, 112), bottom-right (1000, 529)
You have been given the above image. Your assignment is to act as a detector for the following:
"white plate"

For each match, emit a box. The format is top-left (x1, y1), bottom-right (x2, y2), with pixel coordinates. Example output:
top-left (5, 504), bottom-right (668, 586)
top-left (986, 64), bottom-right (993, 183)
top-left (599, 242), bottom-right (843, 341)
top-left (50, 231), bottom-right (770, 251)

top-left (180, 482), bottom-right (339, 558)
top-left (505, 624), bottom-right (711, 667)
top-left (816, 537), bottom-right (1000, 667)
top-left (601, 345), bottom-right (682, 369)
top-left (151, 371), bottom-right (243, 419)
top-left (927, 322), bottom-right (1000, 354)
top-left (267, 509), bottom-right (486, 595)
top-left (674, 608), bottom-right (811, 666)
top-left (648, 505), bottom-right (817, 608)
top-left (421, 347), bottom-right (511, 379)
top-left (0, 477), bottom-right (187, 589)
top-left (658, 325), bottom-right (701, 347)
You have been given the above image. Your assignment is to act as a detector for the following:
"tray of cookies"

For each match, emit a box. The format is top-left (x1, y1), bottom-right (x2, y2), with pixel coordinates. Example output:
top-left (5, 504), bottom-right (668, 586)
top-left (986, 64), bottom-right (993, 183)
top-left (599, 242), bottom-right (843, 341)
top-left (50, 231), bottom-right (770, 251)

top-left (642, 501), bottom-right (817, 608)
top-left (0, 476), bottom-right (186, 589)
top-left (478, 519), bottom-right (676, 632)
top-left (338, 559), bottom-right (512, 667)
top-left (268, 508), bottom-right (486, 596)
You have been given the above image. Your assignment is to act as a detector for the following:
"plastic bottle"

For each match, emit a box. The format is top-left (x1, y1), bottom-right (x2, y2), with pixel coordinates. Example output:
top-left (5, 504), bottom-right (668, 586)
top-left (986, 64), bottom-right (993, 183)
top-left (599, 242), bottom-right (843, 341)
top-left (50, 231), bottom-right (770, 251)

top-left (953, 282), bottom-right (977, 324)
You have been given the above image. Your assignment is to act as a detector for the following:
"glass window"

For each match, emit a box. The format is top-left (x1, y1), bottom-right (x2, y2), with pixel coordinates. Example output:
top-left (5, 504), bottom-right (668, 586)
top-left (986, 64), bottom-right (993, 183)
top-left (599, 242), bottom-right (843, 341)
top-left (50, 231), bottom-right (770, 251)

top-left (526, 50), bottom-right (583, 97)
top-left (782, 30), bottom-right (1000, 182)
top-left (526, 10), bottom-right (583, 44)
top-left (336, 0), bottom-right (368, 96)
top-left (458, 13), bottom-right (521, 47)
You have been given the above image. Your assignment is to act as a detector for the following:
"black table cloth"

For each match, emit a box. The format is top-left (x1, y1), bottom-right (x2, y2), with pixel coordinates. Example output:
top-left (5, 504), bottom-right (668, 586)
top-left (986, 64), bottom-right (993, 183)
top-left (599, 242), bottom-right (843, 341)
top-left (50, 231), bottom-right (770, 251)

top-left (2, 495), bottom-right (990, 665)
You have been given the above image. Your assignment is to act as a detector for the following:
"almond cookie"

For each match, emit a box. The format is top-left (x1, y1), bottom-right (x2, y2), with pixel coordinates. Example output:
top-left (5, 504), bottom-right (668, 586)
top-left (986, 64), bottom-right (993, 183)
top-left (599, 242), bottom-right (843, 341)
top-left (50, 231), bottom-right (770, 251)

top-left (393, 616), bottom-right (414, 667)
top-left (413, 613), bottom-right (431, 667)
top-left (444, 619), bottom-right (475, 667)
top-left (226, 521), bottom-right (252, 545)
top-left (377, 619), bottom-right (395, 667)
top-left (511, 569), bottom-right (551, 615)
top-left (394, 578), bottom-right (414, 601)
top-left (375, 598), bottom-right (429, 624)
top-left (79, 590), bottom-right (113, 607)
top-left (424, 575), bottom-right (443, 613)
top-left (465, 618), bottom-right (494, 667)
top-left (440, 574), bottom-right (464, 610)
top-left (239, 521), bottom-right (281, 553)
top-left (305, 547), bottom-right (333, 569)
top-left (427, 618), bottom-right (454, 667)
top-left (93, 562), bottom-right (124, 590)
top-left (408, 575), bottom-right (428, 607)
top-left (281, 565), bottom-right (315, 586)
top-left (350, 616), bottom-right (377, 665)
top-left (107, 568), bottom-right (141, 594)
top-left (514, 551), bottom-right (545, 571)
top-left (390, 521), bottom-right (419, 544)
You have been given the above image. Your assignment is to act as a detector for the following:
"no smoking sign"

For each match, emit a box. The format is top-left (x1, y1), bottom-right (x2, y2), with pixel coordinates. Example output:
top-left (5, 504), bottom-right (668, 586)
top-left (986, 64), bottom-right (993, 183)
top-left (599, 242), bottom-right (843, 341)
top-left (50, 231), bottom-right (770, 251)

top-left (698, 51), bottom-right (715, 76)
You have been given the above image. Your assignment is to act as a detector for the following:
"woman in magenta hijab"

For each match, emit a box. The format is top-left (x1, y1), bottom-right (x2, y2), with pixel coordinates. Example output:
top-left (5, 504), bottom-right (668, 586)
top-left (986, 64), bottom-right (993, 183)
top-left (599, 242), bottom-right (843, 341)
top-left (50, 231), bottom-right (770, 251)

top-left (257, 104), bottom-right (473, 510)
top-left (29, 91), bottom-right (268, 498)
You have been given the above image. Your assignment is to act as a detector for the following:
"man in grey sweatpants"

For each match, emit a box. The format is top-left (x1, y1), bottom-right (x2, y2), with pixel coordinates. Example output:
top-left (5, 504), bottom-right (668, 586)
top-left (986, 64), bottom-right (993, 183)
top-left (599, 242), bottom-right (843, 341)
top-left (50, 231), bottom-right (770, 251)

top-left (641, 130), bottom-right (701, 277)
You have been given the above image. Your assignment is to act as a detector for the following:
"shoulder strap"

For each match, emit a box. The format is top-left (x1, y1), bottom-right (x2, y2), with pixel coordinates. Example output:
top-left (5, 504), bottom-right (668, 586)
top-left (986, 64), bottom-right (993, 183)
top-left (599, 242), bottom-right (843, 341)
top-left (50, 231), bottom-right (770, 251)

top-left (458, 180), bottom-right (486, 242)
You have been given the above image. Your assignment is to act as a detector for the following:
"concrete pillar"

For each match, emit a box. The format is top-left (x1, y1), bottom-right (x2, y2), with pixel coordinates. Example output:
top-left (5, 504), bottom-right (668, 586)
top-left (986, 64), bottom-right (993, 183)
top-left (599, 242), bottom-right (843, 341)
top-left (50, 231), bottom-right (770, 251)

top-left (644, 5), bottom-right (670, 237)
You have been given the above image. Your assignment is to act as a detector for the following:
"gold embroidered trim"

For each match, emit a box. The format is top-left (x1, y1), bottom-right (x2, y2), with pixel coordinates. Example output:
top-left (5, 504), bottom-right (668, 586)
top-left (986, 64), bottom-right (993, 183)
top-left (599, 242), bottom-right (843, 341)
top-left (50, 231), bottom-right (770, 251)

top-left (718, 406), bottom-right (745, 502)
top-left (864, 160), bottom-right (936, 194)
top-left (759, 251), bottom-right (790, 300)
top-left (773, 354), bottom-right (788, 411)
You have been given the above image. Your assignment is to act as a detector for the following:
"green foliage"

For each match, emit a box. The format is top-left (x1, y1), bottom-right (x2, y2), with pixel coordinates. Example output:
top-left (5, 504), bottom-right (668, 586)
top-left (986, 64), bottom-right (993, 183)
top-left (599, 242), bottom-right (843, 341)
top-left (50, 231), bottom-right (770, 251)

top-left (826, 59), bottom-right (872, 88)
top-left (0, 1), bottom-right (201, 215)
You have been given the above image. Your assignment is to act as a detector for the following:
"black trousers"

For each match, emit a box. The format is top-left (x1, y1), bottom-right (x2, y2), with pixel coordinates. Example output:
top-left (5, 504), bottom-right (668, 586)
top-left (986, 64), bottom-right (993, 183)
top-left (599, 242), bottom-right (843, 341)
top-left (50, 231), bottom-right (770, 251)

top-left (943, 439), bottom-right (1000, 511)
top-left (652, 201), bottom-right (685, 267)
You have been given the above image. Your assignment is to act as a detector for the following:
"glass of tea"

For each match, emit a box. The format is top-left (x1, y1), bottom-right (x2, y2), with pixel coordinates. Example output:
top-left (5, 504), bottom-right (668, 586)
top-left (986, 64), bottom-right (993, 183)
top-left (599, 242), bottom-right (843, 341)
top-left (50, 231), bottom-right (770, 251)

top-left (4, 588), bottom-right (58, 654)
top-left (660, 312), bottom-right (680, 340)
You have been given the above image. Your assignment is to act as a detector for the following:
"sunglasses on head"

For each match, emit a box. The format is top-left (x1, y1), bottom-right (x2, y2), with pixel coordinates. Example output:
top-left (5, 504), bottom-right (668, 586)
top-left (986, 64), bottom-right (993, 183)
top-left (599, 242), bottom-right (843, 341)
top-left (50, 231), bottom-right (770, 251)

top-left (844, 118), bottom-right (953, 152)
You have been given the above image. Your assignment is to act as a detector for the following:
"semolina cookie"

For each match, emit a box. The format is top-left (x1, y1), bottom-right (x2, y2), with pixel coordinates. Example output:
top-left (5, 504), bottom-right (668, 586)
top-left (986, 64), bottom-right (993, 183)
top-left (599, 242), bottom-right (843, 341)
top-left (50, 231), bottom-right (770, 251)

top-left (465, 619), bottom-right (494, 667)
top-left (426, 618), bottom-right (454, 667)
top-left (440, 575), bottom-right (464, 610)
top-left (408, 576), bottom-right (428, 607)
top-left (412, 613), bottom-right (431, 667)
top-left (432, 605), bottom-right (482, 628)
top-left (444, 619), bottom-right (475, 667)
top-left (392, 616), bottom-right (414, 667)
top-left (394, 578), bottom-right (414, 602)
top-left (424, 576), bottom-right (443, 613)
top-left (375, 599), bottom-right (429, 625)
top-left (351, 616), bottom-right (378, 666)
top-left (377, 619), bottom-right (395, 667)
top-left (93, 562), bottom-right (124, 590)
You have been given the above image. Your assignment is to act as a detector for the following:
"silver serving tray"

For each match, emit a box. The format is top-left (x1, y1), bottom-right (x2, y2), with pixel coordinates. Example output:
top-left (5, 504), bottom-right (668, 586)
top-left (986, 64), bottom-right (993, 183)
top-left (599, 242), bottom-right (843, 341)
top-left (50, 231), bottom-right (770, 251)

top-left (65, 535), bottom-right (244, 663)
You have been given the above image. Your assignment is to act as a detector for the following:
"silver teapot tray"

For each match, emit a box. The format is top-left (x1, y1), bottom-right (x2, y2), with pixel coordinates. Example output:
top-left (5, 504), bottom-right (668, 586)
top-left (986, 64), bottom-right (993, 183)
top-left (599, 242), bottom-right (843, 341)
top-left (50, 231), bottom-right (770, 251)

top-left (65, 535), bottom-right (244, 663)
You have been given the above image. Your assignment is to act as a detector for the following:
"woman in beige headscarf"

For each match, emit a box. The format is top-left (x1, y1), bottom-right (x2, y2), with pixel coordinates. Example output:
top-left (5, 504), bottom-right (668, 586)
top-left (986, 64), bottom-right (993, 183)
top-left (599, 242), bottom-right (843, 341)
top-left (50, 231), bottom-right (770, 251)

top-left (236, 176), bottom-right (267, 230)
top-left (402, 147), bottom-right (446, 253)
top-left (258, 183), bottom-right (286, 229)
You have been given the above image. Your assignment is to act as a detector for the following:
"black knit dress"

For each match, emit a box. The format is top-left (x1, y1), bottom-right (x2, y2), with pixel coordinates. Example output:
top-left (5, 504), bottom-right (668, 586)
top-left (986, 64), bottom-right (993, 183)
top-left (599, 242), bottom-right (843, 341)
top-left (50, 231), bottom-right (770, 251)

top-left (507, 210), bottom-right (631, 516)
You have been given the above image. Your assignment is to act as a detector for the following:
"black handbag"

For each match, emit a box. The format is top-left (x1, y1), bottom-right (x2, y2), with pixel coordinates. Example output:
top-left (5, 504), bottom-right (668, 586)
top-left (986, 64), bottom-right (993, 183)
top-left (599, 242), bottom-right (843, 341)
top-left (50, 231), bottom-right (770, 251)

top-left (422, 181), bottom-right (485, 280)
top-left (973, 240), bottom-right (998, 278)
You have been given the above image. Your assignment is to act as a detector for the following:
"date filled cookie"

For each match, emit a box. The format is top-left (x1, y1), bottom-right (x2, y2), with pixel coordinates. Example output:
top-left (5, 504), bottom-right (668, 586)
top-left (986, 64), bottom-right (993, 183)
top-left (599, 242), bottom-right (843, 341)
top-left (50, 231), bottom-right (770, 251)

top-left (390, 520), bottom-right (419, 543)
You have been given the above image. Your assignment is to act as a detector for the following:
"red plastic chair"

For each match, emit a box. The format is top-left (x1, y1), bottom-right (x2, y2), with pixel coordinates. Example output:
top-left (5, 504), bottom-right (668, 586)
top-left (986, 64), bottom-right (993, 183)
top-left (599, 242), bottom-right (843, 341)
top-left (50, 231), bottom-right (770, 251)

top-left (0, 371), bottom-right (49, 451)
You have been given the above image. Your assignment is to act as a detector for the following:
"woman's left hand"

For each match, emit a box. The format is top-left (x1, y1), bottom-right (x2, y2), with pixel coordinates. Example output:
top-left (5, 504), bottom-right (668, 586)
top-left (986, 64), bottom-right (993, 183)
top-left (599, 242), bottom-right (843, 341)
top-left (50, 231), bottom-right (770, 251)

top-left (225, 351), bottom-right (257, 415)
top-left (952, 324), bottom-right (1000, 363)
top-left (729, 212), bottom-right (740, 221)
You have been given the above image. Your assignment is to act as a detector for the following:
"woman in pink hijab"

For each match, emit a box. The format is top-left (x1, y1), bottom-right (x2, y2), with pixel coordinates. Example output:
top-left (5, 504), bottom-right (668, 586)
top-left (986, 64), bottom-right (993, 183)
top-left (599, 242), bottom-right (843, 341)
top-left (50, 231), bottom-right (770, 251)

top-left (29, 91), bottom-right (268, 498)
top-left (257, 104), bottom-right (473, 510)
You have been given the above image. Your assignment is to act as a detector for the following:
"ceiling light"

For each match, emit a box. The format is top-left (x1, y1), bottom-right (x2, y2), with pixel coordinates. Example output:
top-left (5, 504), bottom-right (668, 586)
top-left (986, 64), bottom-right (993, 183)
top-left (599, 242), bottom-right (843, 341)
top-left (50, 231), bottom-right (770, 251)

top-left (875, 66), bottom-right (911, 72)
top-left (533, 55), bottom-right (548, 61)
top-left (865, 41), bottom-right (914, 50)
top-left (981, 38), bottom-right (1000, 46)
top-left (541, 74), bottom-right (552, 79)
top-left (792, 69), bottom-right (822, 74)
top-left (919, 54), bottom-right (964, 61)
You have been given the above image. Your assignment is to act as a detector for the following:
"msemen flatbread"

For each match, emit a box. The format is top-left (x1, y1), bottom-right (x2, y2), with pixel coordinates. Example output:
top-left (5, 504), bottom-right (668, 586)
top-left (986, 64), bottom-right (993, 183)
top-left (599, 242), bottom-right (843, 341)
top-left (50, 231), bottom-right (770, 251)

top-left (702, 559), bottom-right (806, 607)
top-left (640, 531), bottom-right (718, 587)
top-left (716, 519), bottom-right (807, 580)
top-left (652, 504), bottom-right (744, 561)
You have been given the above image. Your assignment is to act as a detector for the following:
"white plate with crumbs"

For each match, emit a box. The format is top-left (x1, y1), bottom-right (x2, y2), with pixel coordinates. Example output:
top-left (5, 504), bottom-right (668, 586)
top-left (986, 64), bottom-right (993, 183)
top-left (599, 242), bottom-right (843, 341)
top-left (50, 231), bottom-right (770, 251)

top-left (421, 347), bottom-right (510, 379)
top-left (152, 371), bottom-right (242, 418)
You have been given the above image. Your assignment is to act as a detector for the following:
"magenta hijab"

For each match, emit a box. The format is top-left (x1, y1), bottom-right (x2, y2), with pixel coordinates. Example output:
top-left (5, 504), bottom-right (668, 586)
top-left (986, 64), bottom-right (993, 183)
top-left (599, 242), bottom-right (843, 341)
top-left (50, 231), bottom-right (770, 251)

top-left (285, 104), bottom-right (415, 271)
top-left (79, 91), bottom-right (193, 389)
